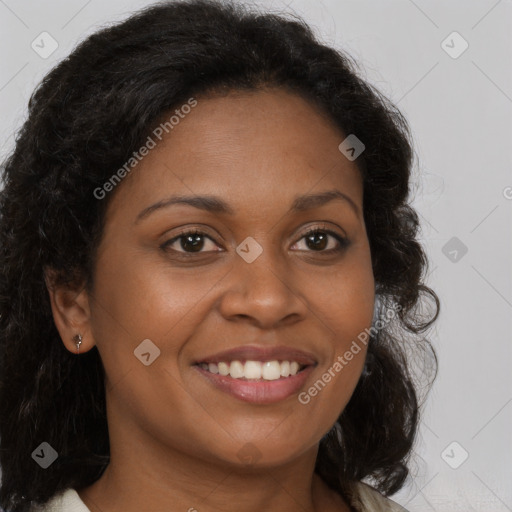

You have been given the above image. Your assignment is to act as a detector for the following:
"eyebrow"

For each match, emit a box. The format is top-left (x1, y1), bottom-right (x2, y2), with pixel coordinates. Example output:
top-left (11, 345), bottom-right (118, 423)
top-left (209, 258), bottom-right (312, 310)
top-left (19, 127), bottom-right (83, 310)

top-left (135, 189), bottom-right (360, 224)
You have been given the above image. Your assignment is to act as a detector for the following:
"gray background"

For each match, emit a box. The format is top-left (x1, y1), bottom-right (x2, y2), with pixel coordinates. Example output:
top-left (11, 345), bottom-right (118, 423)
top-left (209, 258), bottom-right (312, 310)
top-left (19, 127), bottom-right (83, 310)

top-left (1, 0), bottom-right (511, 510)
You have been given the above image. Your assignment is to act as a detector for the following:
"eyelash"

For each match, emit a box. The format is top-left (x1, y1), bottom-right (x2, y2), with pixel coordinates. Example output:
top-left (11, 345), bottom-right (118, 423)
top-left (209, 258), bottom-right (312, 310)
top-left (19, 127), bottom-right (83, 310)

top-left (161, 225), bottom-right (350, 258)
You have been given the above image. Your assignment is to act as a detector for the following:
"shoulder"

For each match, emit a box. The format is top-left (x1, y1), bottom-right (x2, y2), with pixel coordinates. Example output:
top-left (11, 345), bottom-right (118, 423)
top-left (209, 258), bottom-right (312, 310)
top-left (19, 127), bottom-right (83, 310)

top-left (30, 488), bottom-right (90, 512)
top-left (346, 481), bottom-right (410, 512)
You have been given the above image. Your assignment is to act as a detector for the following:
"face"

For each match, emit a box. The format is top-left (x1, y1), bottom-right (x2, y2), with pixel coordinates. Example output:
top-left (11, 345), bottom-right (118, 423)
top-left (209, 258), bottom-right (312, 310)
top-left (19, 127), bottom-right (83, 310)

top-left (75, 88), bottom-right (375, 467)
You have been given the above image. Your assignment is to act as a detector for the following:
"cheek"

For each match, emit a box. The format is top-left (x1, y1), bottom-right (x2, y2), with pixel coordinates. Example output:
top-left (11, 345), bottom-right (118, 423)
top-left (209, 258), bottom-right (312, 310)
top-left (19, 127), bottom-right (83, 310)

top-left (88, 245), bottom-right (228, 370)
top-left (88, 249), bottom-right (225, 443)
top-left (92, 245), bottom-right (196, 329)
top-left (299, 250), bottom-right (374, 409)
top-left (307, 253), bottom-right (375, 345)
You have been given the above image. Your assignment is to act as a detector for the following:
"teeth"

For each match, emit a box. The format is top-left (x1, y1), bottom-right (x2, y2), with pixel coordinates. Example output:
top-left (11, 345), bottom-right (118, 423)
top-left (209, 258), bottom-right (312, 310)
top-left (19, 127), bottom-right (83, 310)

top-left (280, 361), bottom-right (290, 377)
top-left (244, 360), bottom-right (262, 379)
top-left (229, 360), bottom-right (244, 379)
top-left (199, 360), bottom-right (305, 380)
top-left (290, 362), bottom-right (300, 375)
top-left (218, 362), bottom-right (229, 376)
top-left (263, 361), bottom-right (287, 380)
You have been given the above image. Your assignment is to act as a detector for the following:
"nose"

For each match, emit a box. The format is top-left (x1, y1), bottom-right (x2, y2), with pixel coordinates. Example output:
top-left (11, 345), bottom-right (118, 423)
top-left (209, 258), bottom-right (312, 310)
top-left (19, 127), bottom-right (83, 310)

top-left (217, 242), bottom-right (308, 329)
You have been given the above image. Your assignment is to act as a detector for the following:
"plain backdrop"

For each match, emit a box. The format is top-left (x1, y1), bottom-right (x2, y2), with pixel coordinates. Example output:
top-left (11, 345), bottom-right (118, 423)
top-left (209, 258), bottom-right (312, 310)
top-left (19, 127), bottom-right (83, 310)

top-left (1, 1), bottom-right (511, 510)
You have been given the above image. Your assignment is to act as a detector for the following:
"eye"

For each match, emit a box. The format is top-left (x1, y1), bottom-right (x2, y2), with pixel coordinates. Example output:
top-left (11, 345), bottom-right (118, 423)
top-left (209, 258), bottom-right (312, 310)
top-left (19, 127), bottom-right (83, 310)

top-left (161, 229), bottom-right (221, 255)
top-left (161, 225), bottom-right (350, 258)
top-left (292, 226), bottom-right (349, 254)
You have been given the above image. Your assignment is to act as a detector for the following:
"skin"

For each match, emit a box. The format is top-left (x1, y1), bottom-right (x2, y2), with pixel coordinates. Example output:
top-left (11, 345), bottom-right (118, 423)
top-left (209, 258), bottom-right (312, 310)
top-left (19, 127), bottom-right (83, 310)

top-left (47, 87), bottom-right (375, 512)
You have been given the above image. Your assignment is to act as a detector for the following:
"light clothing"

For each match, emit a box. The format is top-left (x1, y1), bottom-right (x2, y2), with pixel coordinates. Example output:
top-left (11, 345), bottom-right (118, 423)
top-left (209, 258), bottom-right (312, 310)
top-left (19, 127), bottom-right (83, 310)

top-left (348, 482), bottom-right (409, 511)
top-left (30, 489), bottom-right (89, 512)
top-left (31, 482), bottom-right (409, 511)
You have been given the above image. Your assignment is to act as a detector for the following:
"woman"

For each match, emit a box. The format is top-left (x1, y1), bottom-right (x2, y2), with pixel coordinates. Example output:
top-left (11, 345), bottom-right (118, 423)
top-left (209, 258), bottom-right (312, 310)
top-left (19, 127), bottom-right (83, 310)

top-left (0, 1), bottom-right (439, 511)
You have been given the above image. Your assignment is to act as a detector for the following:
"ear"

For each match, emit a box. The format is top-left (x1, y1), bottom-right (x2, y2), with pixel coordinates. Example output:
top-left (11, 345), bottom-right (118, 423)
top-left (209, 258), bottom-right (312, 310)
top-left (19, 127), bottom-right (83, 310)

top-left (44, 267), bottom-right (95, 354)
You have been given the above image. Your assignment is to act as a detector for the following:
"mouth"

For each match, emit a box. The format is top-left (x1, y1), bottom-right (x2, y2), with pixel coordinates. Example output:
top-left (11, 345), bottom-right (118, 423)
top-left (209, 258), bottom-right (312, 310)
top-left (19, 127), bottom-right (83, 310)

top-left (191, 345), bottom-right (318, 403)
top-left (194, 360), bottom-right (311, 381)
top-left (192, 357), bottom-right (317, 404)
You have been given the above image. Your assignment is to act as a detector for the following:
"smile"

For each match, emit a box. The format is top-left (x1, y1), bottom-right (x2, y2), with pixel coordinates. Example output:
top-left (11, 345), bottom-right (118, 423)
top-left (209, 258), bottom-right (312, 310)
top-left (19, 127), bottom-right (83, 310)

top-left (193, 361), bottom-right (316, 404)
top-left (196, 360), bottom-right (308, 381)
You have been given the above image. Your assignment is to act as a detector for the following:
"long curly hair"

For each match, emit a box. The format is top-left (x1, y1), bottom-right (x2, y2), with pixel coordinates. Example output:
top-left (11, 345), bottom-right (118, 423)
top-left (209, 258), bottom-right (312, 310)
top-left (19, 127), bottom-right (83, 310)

top-left (0, 1), bottom-right (439, 510)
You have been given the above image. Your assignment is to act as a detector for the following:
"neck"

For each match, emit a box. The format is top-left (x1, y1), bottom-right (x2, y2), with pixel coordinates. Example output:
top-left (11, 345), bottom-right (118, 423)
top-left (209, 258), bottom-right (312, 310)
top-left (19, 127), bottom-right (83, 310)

top-left (77, 427), bottom-right (350, 512)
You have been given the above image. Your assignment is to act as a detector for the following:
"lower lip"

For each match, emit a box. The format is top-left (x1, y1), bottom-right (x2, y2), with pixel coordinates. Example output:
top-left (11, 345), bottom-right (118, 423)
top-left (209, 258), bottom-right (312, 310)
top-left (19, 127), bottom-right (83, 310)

top-left (193, 364), bottom-right (316, 404)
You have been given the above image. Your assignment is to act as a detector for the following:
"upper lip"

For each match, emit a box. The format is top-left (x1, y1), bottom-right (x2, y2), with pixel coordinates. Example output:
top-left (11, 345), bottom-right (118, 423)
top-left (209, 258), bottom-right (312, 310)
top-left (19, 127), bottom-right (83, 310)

top-left (193, 345), bottom-right (318, 366)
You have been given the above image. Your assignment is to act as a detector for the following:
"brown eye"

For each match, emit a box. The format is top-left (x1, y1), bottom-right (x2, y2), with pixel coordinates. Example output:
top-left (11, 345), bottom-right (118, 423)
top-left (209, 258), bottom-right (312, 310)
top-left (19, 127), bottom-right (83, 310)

top-left (292, 228), bottom-right (349, 253)
top-left (162, 229), bottom-right (220, 254)
top-left (305, 231), bottom-right (329, 251)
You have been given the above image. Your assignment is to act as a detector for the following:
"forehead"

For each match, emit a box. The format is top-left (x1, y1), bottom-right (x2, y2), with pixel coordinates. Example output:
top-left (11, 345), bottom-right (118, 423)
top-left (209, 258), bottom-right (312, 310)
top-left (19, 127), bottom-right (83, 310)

top-left (106, 88), bottom-right (363, 220)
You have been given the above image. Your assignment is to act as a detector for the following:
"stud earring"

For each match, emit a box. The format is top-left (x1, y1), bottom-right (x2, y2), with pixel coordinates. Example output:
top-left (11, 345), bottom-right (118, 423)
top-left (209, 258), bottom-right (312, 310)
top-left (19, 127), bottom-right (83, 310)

top-left (361, 352), bottom-right (375, 378)
top-left (72, 333), bottom-right (83, 354)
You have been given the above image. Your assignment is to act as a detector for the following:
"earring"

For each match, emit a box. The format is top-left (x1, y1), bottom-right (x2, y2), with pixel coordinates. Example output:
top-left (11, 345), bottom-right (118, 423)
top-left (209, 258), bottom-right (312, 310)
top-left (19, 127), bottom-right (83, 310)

top-left (73, 333), bottom-right (82, 354)
top-left (361, 352), bottom-right (374, 378)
